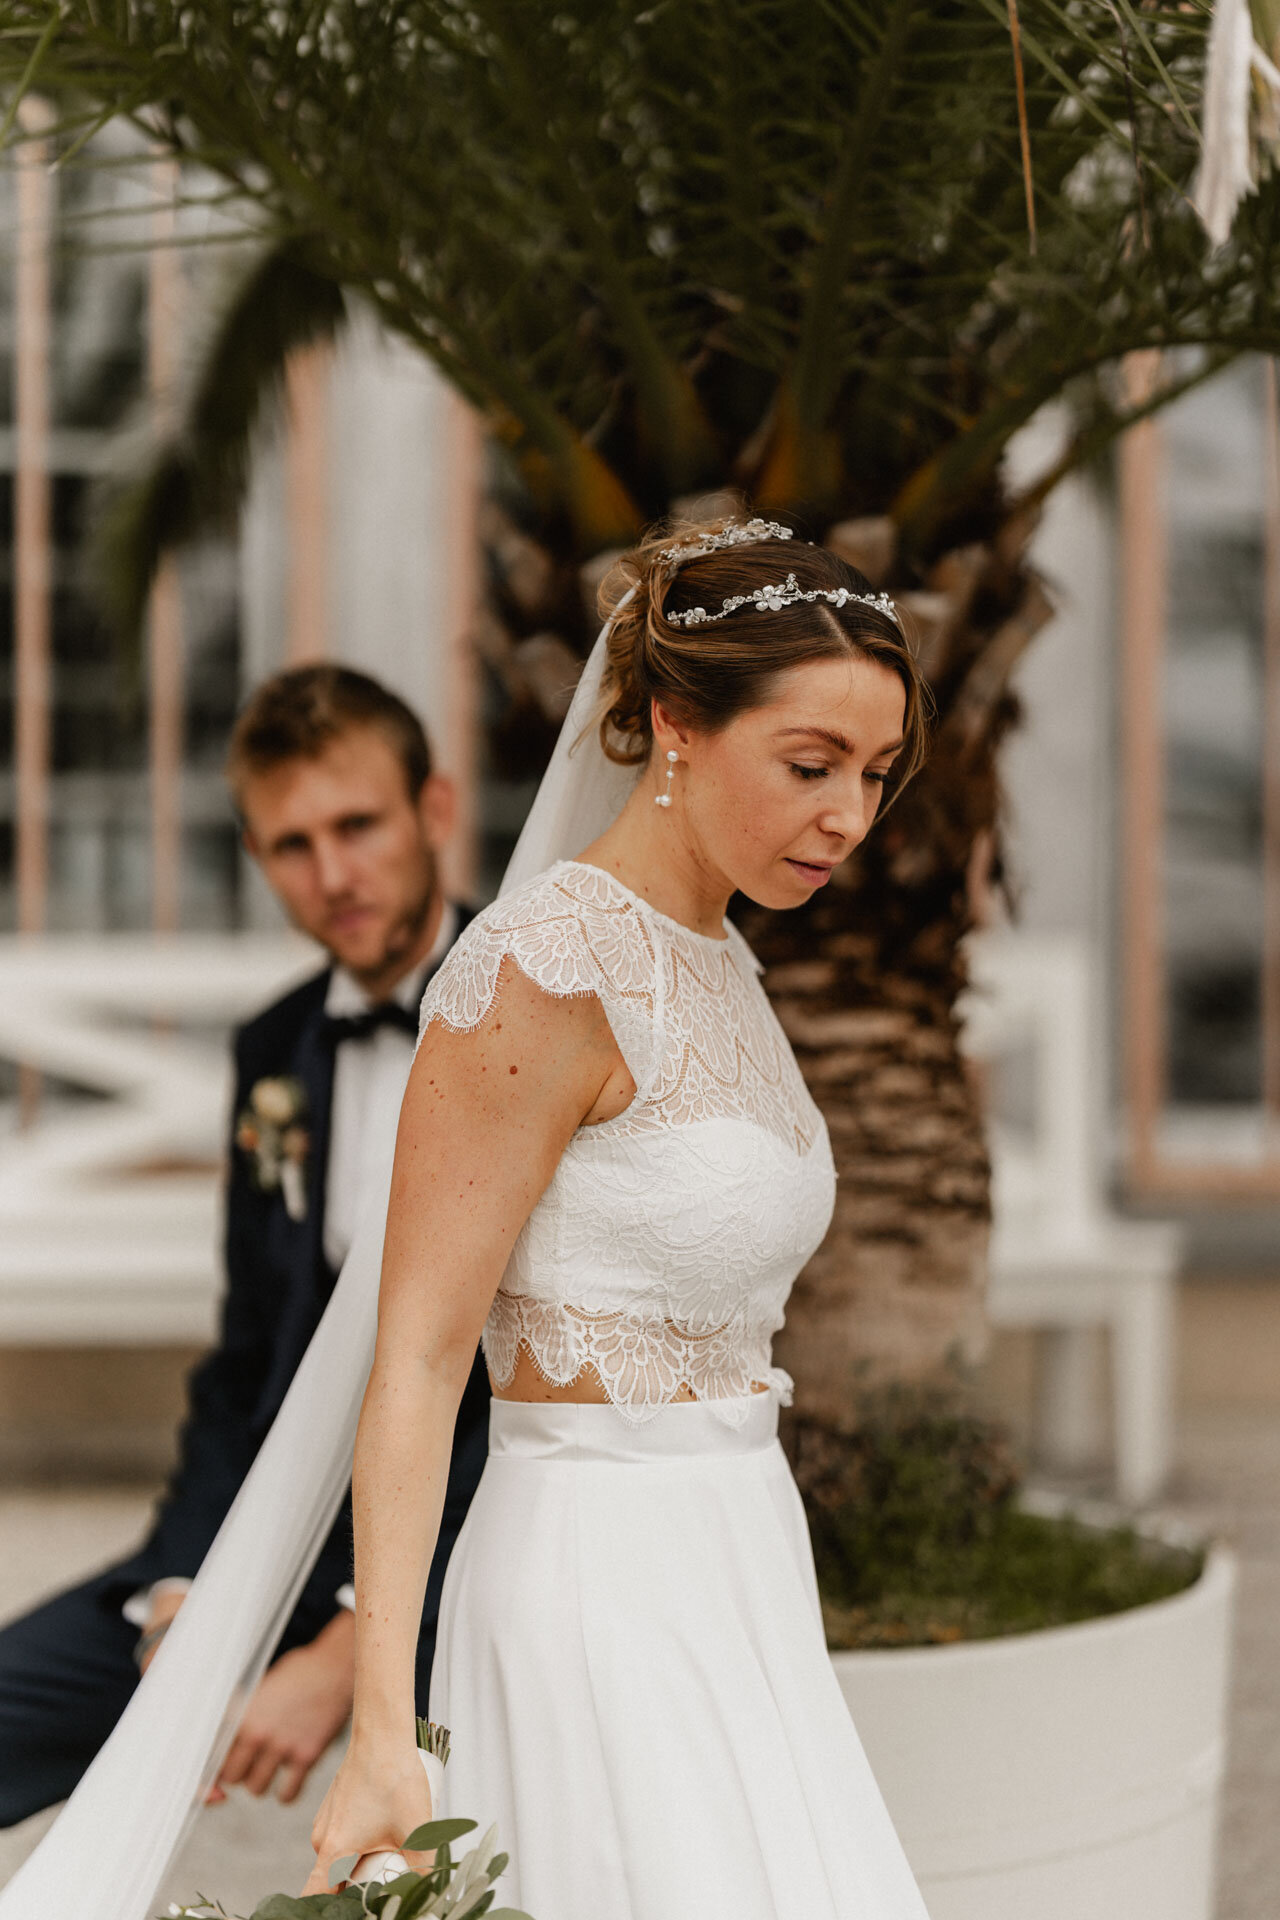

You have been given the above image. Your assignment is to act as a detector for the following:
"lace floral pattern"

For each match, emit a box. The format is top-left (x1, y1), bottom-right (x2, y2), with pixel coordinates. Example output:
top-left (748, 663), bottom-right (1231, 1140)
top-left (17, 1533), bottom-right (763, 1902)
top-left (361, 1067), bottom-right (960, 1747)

top-left (418, 860), bottom-right (836, 1424)
top-left (483, 1290), bottom-right (797, 1428)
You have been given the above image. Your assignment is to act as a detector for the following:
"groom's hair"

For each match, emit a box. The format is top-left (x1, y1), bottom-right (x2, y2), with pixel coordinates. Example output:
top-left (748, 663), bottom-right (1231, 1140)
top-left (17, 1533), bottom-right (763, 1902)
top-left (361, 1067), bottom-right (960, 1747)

top-left (227, 665), bottom-right (433, 803)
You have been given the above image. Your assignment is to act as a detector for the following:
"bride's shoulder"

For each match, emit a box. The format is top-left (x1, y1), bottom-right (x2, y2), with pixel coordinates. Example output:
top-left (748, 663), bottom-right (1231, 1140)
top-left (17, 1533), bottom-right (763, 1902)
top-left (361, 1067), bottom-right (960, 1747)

top-left (455, 860), bottom-right (653, 952)
top-left (420, 861), bottom-right (659, 1038)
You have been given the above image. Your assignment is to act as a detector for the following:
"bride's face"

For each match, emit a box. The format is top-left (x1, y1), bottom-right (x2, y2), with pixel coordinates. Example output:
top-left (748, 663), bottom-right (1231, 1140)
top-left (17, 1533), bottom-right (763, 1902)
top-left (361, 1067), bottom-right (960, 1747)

top-left (655, 652), bottom-right (908, 910)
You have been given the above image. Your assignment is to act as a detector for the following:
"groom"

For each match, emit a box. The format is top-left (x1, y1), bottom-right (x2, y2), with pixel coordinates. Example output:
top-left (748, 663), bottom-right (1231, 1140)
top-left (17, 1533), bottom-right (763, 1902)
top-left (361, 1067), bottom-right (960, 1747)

top-left (0, 665), bottom-right (489, 1825)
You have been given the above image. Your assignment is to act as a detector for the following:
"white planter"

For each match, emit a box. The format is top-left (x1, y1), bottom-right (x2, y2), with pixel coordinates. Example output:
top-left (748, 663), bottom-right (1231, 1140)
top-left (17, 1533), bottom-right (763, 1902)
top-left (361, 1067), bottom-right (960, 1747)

top-left (832, 1545), bottom-right (1236, 1920)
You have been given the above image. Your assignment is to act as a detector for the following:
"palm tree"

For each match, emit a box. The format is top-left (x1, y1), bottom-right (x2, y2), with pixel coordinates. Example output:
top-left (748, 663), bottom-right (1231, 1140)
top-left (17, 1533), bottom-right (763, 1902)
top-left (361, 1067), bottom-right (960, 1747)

top-left (3, 0), bottom-right (1278, 1427)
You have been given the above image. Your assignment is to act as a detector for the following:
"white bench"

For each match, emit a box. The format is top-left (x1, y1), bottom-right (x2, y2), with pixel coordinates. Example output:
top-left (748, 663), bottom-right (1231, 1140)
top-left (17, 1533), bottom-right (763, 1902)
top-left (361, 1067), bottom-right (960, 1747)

top-left (0, 935), bottom-right (317, 1344)
top-left (960, 932), bottom-right (1182, 1506)
top-left (0, 930), bottom-right (1179, 1504)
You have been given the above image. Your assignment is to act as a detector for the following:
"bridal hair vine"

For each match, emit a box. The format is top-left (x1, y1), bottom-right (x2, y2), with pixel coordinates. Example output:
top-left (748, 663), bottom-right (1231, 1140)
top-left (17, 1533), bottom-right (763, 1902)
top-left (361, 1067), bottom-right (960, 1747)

top-left (667, 570), bottom-right (901, 630)
top-left (658, 517), bottom-right (794, 565)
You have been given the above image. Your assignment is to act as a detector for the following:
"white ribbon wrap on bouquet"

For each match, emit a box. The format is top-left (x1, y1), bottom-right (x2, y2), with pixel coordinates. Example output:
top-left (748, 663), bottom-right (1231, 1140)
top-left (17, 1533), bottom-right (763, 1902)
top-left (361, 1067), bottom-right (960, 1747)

top-left (0, 618), bottom-right (636, 1919)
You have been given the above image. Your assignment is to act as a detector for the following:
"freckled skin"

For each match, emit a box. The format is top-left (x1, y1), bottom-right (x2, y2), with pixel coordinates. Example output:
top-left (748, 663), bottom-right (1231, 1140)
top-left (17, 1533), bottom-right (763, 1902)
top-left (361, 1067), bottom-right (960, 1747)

top-left (580, 652), bottom-right (908, 933)
top-left (304, 653), bottom-right (908, 1889)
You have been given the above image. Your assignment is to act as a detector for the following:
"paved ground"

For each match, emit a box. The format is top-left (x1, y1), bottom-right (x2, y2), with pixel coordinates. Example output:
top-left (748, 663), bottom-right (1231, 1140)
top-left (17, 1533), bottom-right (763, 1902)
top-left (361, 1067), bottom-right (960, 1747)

top-left (1157, 1409), bottom-right (1280, 1920)
top-left (1, 1408), bottom-right (1276, 1917)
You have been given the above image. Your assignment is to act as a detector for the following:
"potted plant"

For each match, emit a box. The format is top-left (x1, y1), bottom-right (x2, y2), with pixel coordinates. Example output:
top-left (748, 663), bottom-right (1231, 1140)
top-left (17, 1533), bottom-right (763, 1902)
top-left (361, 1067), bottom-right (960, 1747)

top-left (791, 1407), bottom-right (1234, 1920)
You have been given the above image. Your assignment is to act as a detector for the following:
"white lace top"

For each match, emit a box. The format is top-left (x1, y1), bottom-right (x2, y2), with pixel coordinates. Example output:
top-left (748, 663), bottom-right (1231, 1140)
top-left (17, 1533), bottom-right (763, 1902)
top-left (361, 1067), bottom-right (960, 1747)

top-left (417, 859), bottom-right (837, 1425)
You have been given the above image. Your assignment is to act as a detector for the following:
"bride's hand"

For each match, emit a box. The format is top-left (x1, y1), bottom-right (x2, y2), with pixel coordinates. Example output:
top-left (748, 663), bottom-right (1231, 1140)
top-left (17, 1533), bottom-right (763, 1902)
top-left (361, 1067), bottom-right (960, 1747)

top-left (302, 1740), bottom-right (433, 1895)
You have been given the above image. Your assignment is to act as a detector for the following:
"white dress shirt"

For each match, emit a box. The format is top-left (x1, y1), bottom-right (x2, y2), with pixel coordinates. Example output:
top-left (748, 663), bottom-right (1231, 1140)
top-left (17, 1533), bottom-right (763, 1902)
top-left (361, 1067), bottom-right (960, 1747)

top-left (322, 900), bottom-right (457, 1271)
top-left (124, 901), bottom-right (458, 1629)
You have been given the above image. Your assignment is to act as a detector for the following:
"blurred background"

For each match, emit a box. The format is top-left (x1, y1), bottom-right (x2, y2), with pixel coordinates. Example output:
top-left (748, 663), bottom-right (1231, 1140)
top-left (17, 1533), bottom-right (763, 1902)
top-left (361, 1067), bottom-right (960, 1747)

top-left (1, 107), bottom-right (1279, 1918)
top-left (3, 132), bottom-right (1278, 1471)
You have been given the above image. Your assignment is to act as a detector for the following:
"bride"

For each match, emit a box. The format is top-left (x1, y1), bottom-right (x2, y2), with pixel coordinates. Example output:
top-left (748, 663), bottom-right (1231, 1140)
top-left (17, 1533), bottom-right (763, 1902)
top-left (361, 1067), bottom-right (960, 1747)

top-left (303, 515), bottom-right (933, 1917)
top-left (0, 515), bottom-right (932, 1920)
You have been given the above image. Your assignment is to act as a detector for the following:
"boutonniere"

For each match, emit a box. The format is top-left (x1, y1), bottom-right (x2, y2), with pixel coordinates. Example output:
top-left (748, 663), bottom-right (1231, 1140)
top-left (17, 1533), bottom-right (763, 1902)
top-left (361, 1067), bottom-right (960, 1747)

top-left (235, 1076), bottom-right (310, 1221)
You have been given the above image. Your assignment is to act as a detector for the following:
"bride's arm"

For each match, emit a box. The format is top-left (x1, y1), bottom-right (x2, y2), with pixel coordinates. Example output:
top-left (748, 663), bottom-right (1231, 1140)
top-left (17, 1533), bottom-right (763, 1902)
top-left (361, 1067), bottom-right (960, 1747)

top-left (304, 963), bottom-right (621, 1888)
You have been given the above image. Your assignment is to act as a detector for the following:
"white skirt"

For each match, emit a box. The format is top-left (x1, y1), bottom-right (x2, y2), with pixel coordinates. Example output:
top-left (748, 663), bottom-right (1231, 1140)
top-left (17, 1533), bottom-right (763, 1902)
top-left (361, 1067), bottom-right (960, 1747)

top-left (430, 1394), bottom-right (930, 1919)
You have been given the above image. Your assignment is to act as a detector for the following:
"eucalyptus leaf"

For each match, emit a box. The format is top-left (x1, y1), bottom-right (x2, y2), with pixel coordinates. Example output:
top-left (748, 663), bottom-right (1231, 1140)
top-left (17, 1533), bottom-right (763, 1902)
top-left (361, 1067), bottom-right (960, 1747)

top-left (484, 1856), bottom-right (509, 1882)
top-left (458, 1895), bottom-right (495, 1918)
top-left (451, 1839), bottom-right (484, 1888)
top-left (369, 1877), bottom-right (417, 1906)
top-left (250, 1897), bottom-right (360, 1920)
top-left (389, 1873), bottom-right (447, 1920)
top-left (402, 1820), bottom-right (476, 1852)
top-left (328, 1856), bottom-right (360, 1890)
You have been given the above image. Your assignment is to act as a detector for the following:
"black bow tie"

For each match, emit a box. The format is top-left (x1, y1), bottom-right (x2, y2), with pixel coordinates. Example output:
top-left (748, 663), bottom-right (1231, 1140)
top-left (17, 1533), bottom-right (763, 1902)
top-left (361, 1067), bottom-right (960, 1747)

top-left (320, 1000), bottom-right (420, 1046)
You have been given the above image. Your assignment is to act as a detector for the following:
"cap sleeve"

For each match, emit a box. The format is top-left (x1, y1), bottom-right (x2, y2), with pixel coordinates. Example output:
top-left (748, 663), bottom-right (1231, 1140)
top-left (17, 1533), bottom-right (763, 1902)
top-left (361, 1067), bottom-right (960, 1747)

top-left (416, 862), bottom-right (661, 1096)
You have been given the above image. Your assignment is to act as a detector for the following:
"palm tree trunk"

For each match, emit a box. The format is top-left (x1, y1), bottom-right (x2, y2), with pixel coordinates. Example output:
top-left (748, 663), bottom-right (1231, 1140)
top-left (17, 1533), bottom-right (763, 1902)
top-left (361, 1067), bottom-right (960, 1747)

top-left (738, 535), bottom-right (1045, 1424)
top-left (742, 864), bottom-right (991, 1430)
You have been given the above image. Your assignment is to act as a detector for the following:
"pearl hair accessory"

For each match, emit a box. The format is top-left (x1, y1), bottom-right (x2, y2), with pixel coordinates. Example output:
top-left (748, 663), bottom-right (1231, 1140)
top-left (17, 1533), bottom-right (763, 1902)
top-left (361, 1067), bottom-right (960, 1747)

top-left (658, 517), bottom-right (794, 565)
top-left (667, 570), bottom-right (900, 630)
top-left (655, 749), bottom-right (678, 807)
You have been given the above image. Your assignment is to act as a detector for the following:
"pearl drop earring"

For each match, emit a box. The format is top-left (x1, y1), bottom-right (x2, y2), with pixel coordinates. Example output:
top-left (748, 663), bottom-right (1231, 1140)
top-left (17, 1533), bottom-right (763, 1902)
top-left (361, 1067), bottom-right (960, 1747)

top-left (655, 749), bottom-right (678, 807)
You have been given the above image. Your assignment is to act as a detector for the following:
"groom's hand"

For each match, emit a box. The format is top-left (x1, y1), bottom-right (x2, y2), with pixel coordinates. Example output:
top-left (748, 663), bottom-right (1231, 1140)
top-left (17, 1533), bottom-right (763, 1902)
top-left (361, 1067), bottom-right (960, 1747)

top-left (137, 1586), bottom-right (188, 1672)
top-left (212, 1608), bottom-right (356, 1805)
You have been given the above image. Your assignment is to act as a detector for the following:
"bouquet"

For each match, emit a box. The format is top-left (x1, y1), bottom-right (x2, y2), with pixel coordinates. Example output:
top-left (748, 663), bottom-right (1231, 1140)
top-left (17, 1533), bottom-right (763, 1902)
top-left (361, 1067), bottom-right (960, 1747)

top-left (167, 1723), bottom-right (533, 1920)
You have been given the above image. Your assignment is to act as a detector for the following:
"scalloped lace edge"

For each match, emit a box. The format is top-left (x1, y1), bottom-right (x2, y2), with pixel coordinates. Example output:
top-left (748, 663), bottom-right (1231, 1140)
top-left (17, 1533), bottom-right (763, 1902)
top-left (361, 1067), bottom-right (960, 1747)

top-left (482, 1291), bottom-right (795, 1428)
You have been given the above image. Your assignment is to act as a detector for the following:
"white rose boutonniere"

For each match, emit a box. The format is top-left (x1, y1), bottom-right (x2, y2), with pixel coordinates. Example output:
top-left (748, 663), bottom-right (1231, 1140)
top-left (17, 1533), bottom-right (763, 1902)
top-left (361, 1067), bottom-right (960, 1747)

top-left (235, 1076), bottom-right (310, 1221)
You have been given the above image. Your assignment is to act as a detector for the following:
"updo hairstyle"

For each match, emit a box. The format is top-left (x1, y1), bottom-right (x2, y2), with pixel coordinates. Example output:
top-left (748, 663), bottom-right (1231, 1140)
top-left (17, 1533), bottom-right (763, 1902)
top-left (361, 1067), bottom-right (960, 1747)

top-left (597, 515), bottom-right (932, 808)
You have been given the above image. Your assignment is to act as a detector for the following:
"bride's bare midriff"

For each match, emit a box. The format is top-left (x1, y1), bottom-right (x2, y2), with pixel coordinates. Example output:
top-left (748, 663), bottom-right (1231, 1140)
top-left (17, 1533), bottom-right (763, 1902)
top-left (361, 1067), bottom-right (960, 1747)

top-left (491, 1347), bottom-right (767, 1403)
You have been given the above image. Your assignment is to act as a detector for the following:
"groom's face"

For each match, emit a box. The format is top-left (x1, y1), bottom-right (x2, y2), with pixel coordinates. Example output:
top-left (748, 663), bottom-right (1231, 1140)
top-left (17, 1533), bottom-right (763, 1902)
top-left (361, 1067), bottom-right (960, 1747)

top-left (239, 725), bottom-right (455, 991)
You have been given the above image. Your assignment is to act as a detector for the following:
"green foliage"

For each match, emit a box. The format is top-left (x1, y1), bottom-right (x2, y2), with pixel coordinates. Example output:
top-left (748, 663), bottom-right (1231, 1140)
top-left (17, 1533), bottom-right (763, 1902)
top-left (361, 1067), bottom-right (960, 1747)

top-left (251, 1898), bottom-right (364, 1920)
top-left (794, 1403), bottom-right (1023, 1580)
top-left (791, 1406), bottom-right (1204, 1647)
top-left (167, 1821), bottom-right (533, 1920)
top-left (401, 1820), bottom-right (476, 1853)
top-left (0, 0), bottom-right (1275, 572)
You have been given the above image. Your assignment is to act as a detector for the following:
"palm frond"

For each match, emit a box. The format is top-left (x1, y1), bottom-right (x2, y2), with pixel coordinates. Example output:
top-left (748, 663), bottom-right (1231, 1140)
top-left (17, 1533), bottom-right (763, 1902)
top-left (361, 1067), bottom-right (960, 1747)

top-left (0, 0), bottom-right (1268, 574)
top-left (92, 238), bottom-right (347, 637)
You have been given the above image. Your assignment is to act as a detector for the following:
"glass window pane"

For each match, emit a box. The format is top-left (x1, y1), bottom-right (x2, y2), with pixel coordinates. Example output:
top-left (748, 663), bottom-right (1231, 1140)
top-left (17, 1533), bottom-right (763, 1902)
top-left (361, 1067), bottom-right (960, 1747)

top-left (0, 137), bottom-right (246, 934)
top-left (1161, 358), bottom-right (1266, 1119)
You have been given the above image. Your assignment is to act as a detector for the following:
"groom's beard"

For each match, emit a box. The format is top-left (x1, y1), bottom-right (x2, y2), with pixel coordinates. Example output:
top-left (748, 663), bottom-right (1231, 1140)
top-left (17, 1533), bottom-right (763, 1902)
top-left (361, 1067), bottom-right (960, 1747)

top-left (339, 865), bottom-right (440, 993)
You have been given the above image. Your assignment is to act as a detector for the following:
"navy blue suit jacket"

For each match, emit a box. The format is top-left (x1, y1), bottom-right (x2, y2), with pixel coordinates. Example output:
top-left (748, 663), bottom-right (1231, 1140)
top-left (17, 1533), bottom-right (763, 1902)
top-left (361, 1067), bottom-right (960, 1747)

top-left (104, 910), bottom-right (490, 1646)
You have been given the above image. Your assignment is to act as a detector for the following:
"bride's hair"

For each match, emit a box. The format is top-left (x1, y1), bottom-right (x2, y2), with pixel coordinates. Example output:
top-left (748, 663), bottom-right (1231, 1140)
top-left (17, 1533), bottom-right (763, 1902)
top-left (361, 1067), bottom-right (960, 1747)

top-left (597, 513), bottom-right (932, 806)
